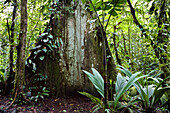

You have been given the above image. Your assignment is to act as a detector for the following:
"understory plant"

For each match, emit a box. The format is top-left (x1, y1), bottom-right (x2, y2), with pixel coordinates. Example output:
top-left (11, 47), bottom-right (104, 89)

top-left (79, 67), bottom-right (148, 112)
top-left (118, 65), bottom-right (170, 113)
top-left (0, 68), bottom-right (11, 94)
top-left (28, 87), bottom-right (50, 103)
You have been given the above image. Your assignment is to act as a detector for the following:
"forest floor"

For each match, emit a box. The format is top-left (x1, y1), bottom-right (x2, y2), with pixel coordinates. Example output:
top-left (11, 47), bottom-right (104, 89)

top-left (0, 94), bottom-right (102, 113)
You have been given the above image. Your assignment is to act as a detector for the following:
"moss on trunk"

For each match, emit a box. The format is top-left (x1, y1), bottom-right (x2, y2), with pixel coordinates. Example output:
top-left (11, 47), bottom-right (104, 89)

top-left (25, 1), bottom-right (117, 97)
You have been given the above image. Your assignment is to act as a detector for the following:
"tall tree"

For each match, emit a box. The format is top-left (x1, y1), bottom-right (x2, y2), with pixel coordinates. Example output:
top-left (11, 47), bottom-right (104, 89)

top-left (9, 0), bottom-right (17, 77)
top-left (4, 0), bottom-right (18, 95)
top-left (25, 0), bottom-right (117, 98)
top-left (14, 0), bottom-right (27, 92)
top-left (127, 0), bottom-right (169, 78)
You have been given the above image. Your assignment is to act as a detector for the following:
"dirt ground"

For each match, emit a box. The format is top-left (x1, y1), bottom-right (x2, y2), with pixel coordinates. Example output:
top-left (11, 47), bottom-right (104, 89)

top-left (0, 94), bottom-right (103, 113)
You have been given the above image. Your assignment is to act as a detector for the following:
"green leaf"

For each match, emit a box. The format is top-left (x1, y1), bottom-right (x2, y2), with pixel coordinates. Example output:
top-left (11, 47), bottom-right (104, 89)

top-left (33, 45), bottom-right (41, 50)
top-left (117, 65), bottom-right (132, 77)
top-left (0, 69), bottom-right (5, 83)
top-left (82, 68), bottom-right (104, 98)
top-left (52, 45), bottom-right (58, 49)
top-left (92, 104), bottom-right (102, 113)
top-left (81, 0), bottom-right (86, 4)
top-left (78, 91), bottom-right (102, 105)
top-left (43, 93), bottom-right (49, 96)
top-left (151, 76), bottom-right (170, 105)
top-left (41, 32), bottom-right (48, 36)
top-left (33, 63), bottom-right (36, 71)
top-left (0, 69), bottom-right (5, 73)
top-left (60, 39), bottom-right (63, 46)
top-left (114, 71), bottom-right (148, 109)
top-left (40, 95), bottom-right (44, 99)
top-left (42, 49), bottom-right (47, 53)
top-left (115, 73), bottom-right (127, 94)
top-left (43, 39), bottom-right (48, 43)
top-left (153, 87), bottom-right (170, 104)
top-left (95, 1), bottom-right (102, 9)
top-left (92, 68), bottom-right (104, 85)
top-left (89, 4), bottom-right (95, 11)
top-left (117, 99), bottom-right (140, 110)
top-left (108, 9), bottom-right (118, 16)
top-left (48, 34), bottom-right (53, 39)
top-left (47, 44), bottom-right (53, 50)
top-left (40, 56), bottom-right (45, 60)
top-left (44, 90), bottom-right (50, 93)
top-left (147, 77), bottom-right (160, 84)
top-left (29, 59), bottom-right (32, 64)
top-left (43, 87), bottom-right (46, 90)
top-left (143, 85), bottom-right (155, 98)
top-left (132, 80), bottom-right (150, 107)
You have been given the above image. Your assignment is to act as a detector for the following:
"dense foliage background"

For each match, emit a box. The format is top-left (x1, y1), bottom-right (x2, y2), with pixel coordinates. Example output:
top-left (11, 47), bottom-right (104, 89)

top-left (0, 0), bottom-right (169, 112)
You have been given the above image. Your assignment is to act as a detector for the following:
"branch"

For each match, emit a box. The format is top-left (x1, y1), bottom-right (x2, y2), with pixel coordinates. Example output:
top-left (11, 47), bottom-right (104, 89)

top-left (105, 0), bottom-right (119, 30)
top-left (7, 19), bottom-right (11, 40)
top-left (89, 0), bottom-right (103, 29)
top-left (127, 0), bottom-right (145, 36)
top-left (127, 0), bottom-right (154, 46)
top-left (158, 0), bottom-right (165, 27)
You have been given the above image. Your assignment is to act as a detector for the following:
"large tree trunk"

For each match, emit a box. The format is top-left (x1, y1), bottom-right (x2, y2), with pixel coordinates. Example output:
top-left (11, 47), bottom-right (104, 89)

top-left (26, 0), bottom-right (117, 97)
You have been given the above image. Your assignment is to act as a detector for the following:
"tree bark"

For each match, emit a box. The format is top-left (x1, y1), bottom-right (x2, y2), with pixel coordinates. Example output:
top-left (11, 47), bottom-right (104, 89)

top-left (156, 0), bottom-right (169, 79)
top-left (121, 30), bottom-right (127, 57)
top-left (14, 0), bottom-right (27, 92)
top-left (113, 27), bottom-right (121, 65)
top-left (26, 0), bottom-right (117, 97)
top-left (10, 0), bottom-right (17, 77)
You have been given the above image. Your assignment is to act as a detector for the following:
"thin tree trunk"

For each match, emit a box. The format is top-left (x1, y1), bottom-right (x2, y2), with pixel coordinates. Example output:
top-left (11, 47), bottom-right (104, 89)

top-left (127, 0), bottom-right (169, 78)
top-left (128, 26), bottom-right (130, 57)
top-left (10, 0), bottom-right (17, 77)
top-left (156, 0), bottom-right (169, 79)
top-left (14, 0), bottom-right (27, 92)
top-left (113, 27), bottom-right (121, 65)
top-left (121, 30), bottom-right (127, 57)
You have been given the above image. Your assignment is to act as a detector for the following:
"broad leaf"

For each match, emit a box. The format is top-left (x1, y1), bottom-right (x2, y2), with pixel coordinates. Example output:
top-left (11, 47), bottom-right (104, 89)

top-left (115, 73), bottom-right (127, 94)
top-left (40, 56), bottom-right (45, 61)
top-left (78, 91), bottom-right (102, 105)
top-left (83, 68), bottom-right (104, 98)
top-left (151, 76), bottom-right (170, 105)
top-left (153, 87), bottom-right (170, 104)
top-left (143, 85), bottom-right (155, 98)
top-left (114, 72), bottom-right (148, 109)
top-left (48, 34), bottom-right (53, 39)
